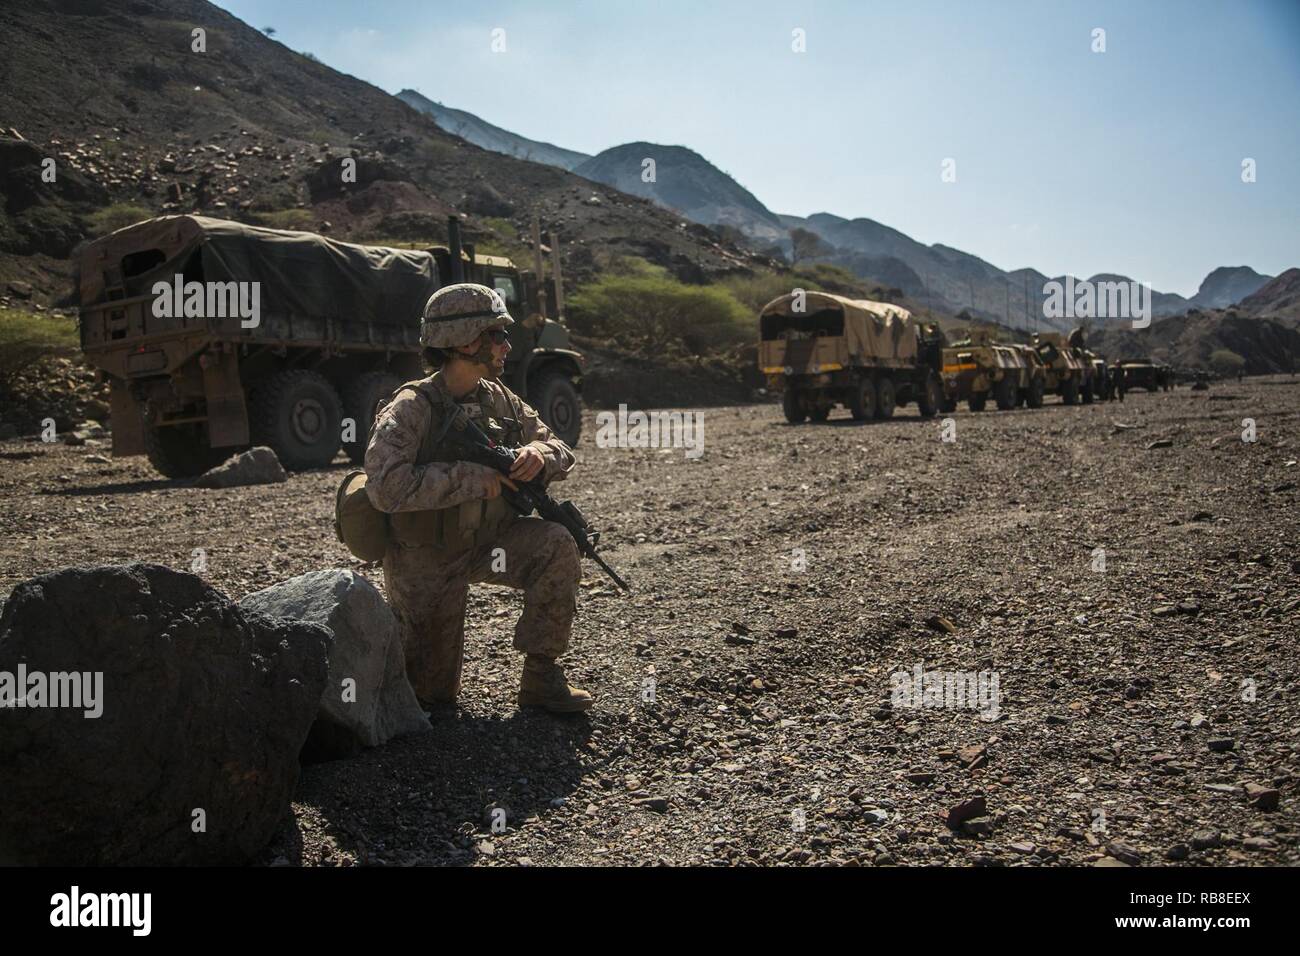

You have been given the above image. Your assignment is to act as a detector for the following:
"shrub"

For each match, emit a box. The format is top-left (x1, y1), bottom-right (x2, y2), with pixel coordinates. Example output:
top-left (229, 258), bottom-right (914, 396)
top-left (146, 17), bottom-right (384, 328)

top-left (87, 203), bottom-right (153, 237)
top-left (1209, 348), bottom-right (1246, 375)
top-left (0, 307), bottom-right (79, 384)
top-left (568, 271), bottom-right (752, 356)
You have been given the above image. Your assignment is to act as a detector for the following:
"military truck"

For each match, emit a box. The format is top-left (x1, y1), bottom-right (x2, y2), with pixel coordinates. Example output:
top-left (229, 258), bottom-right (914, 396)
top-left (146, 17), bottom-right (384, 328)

top-left (758, 292), bottom-right (944, 422)
top-left (1033, 331), bottom-right (1094, 404)
top-left (1117, 358), bottom-right (1170, 392)
top-left (939, 328), bottom-right (1045, 412)
top-left (77, 215), bottom-right (584, 477)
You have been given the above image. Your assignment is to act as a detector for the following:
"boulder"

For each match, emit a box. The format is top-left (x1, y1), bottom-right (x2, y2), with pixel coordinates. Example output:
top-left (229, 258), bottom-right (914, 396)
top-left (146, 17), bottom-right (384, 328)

top-left (193, 445), bottom-right (287, 488)
top-left (0, 563), bottom-right (330, 865)
top-left (240, 570), bottom-right (429, 760)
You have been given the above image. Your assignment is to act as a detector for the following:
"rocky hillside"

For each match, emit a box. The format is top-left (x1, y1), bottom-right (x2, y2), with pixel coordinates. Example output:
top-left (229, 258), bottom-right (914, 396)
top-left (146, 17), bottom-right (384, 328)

top-left (1239, 268), bottom-right (1300, 322)
top-left (396, 90), bottom-right (591, 171)
top-left (0, 0), bottom-right (763, 308)
top-left (1090, 311), bottom-right (1300, 375)
top-left (575, 143), bottom-right (787, 247)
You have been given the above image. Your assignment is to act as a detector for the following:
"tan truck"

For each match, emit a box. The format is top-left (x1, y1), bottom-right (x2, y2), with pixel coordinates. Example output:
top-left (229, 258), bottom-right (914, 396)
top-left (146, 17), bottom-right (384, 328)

top-left (758, 292), bottom-right (944, 422)
top-left (1033, 331), bottom-right (1094, 404)
top-left (939, 329), bottom-right (1045, 412)
top-left (77, 215), bottom-right (584, 476)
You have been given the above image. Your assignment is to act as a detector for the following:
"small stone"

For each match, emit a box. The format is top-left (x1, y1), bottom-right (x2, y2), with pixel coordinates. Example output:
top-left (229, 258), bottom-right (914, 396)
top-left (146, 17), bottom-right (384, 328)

top-left (962, 819), bottom-right (992, 837)
top-left (1207, 737), bottom-right (1235, 753)
top-left (925, 615), bottom-right (957, 634)
top-left (905, 771), bottom-right (937, 785)
top-left (1094, 857), bottom-right (1130, 867)
top-left (944, 796), bottom-right (986, 827)
top-left (1244, 783), bottom-right (1279, 811)
top-left (1152, 605), bottom-right (1177, 617)
top-left (1008, 842), bottom-right (1036, 855)
top-left (632, 796), bottom-right (669, 813)
top-left (1176, 601), bottom-right (1201, 614)
top-left (1190, 831), bottom-right (1221, 850)
top-left (1190, 714), bottom-right (1210, 728)
top-left (1242, 837), bottom-right (1275, 851)
top-left (958, 744), bottom-right (988, 769)
top-left (1106, 841), bottom-right (1143, 866)
top-left (1165, 843), bottom-right (1190, 861)
top-left (1145, 439), bottom-right (1173, 449)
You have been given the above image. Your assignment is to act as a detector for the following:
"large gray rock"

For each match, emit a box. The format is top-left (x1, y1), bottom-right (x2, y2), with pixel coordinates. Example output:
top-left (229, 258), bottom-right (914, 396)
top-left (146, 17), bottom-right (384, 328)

top-left (193, 445), bottom-right (287, 488)
top-left (240, 570), bottom-right (429, 760)
top-left (0, 564), bottom-right (330, 865)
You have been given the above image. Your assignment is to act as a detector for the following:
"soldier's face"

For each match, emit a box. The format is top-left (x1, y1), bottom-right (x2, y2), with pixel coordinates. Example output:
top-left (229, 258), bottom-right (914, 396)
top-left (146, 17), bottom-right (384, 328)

top-left (480, 325), bottom-right (511, 375)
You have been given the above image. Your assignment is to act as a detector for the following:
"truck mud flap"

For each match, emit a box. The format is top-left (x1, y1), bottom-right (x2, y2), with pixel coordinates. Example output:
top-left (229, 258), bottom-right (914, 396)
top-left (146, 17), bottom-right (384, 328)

top-left (110, 378), bottom-right (145, 457)
top-left (202, 352), bottom-right (250, 448)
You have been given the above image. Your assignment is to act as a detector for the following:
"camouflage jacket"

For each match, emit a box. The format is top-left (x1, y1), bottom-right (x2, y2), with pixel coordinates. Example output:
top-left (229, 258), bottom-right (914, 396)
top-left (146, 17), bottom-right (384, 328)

top-left (364, 372), bottom-right (575, 516)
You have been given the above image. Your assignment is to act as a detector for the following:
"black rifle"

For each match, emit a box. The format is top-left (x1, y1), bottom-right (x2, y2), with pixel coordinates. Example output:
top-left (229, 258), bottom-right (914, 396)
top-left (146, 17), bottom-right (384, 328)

top-left (443, 409), bottom-right (631, 593)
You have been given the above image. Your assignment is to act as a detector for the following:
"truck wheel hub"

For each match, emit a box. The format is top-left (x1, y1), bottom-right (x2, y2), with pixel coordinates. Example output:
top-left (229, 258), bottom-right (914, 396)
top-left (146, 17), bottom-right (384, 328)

top-left (291, 398), bottom-right (325, 443)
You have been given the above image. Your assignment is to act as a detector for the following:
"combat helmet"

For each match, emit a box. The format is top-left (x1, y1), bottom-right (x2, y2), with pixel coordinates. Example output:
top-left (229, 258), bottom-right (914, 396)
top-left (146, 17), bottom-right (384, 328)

top-left (420, 282), bottom-right (514, 348)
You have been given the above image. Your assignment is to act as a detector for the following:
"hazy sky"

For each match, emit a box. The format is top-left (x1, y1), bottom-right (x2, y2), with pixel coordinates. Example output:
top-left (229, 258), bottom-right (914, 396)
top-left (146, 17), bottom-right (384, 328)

top-left (212, 0), bottom-right (1299, 295)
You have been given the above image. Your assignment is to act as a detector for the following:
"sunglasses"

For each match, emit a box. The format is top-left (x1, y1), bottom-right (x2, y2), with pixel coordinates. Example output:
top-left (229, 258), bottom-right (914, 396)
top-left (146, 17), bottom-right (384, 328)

top-left (484, 328), bottom-right (511, 345)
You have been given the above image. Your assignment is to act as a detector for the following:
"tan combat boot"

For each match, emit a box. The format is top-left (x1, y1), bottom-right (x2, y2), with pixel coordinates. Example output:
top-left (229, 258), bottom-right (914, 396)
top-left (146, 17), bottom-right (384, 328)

top-left (518, 654), bottom-right (594, 713)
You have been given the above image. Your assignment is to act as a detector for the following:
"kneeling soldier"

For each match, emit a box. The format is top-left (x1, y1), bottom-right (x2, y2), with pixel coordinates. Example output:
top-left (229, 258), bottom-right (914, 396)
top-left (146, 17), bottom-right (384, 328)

top-left (364, 283), bottom-right (592, 713)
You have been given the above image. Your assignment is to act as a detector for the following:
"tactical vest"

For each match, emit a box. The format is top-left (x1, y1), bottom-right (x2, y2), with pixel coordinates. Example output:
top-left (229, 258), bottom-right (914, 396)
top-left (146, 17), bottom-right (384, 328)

top-left (387, 375), bottom-right (521, 553)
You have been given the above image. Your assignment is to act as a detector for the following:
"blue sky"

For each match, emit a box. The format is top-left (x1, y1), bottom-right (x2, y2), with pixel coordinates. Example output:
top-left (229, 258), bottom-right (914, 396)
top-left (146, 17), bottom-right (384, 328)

top-left (213, 0), bottom-right (1299, 295)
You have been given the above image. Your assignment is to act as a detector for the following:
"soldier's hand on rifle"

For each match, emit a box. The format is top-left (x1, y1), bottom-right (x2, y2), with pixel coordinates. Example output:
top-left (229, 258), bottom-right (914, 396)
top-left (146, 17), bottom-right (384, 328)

top-left (509, 444), bottom-right (546, 483)
top-left (465, 463), bottom-right (518, 500)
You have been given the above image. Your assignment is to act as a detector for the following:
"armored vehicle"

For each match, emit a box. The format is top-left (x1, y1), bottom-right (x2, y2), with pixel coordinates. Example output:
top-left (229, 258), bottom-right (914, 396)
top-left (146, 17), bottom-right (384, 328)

top-left (1117, 358), bottom-right (1170, 392)
top-left (1033, 331), bottom-right (1094, 404)
top-left (758, 292), bottom-right (944, 423)
top-left (78, 216), bottom-right (583, 477)
top-left (939, 328), bottom-right (1045, 412)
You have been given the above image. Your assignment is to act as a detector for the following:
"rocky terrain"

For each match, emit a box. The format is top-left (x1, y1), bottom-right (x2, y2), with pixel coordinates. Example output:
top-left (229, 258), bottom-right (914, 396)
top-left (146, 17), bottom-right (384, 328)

top-left (1, 377), bottom-right (1296, 866)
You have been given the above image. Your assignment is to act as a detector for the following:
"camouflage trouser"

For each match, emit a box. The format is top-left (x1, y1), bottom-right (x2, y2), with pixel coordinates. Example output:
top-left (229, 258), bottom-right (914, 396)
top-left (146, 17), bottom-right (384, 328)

top-left (382, 516), bottom-right (581, 704)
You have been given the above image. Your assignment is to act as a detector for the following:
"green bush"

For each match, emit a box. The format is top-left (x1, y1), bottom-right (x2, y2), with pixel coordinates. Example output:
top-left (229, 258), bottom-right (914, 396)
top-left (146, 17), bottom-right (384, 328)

top-left (0, 307), bottom-right (79, 383)
top-left (1209, 348), bottom-right (1246, 375)
top-left (568, 271), bottom-right (752, 356)
top-left (253, 208), bottom-right (316, 232)
top-left (87, 203), bottom-right (154, 237)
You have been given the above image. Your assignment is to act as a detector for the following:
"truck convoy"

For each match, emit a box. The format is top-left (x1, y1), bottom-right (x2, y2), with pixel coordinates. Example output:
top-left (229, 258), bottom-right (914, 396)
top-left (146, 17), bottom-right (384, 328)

top-left (758, 292), bottom-right (945, 422)
top-left (77, 215), bottom-right (584, 477)
top-left (1033, 331), bottom-right (1095, 405)
top-left (939, 329), bottom-right (1045, 412)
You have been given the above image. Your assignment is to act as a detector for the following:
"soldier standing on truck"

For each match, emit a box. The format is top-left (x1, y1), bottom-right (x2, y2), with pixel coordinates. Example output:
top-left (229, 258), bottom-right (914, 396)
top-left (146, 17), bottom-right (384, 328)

top-left (363, 283), bottom-right (593, 714)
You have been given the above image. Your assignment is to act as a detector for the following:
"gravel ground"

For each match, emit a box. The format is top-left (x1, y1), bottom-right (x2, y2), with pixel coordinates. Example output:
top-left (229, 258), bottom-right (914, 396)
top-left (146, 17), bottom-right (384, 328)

top-left (2, 378), bottom-right (1298, 867)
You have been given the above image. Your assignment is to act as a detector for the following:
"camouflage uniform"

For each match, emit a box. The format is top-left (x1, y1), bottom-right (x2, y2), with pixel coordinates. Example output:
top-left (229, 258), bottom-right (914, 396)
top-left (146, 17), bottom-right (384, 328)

top-left (361, 281), bottom-right (585, 708)
top-left (365, 372), bottom-right (579, 704)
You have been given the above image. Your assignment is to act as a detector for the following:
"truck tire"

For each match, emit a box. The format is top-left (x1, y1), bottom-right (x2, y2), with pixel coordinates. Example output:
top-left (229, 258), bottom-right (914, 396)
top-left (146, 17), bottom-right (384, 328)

top-left (143, 421), bottom-right (231, 479)
top-left (939, 394), bottom-right (957, 414)
top-left (995, 375), bottom-right (1018, 410)
top-left (849, 376), bottom-right (877, 421)
top-left (1026, 377), bottom-right (1045, 408)
top-left (875, 376), bottom-right (896, 419)
top-left (1082, 379), bottom-right (1094, 404)
top-left (531, 370), bottom-right (582, 446)
top-left (250, 369), bottom-right (343, 471)
top-left (917, 372), bottom-right (942, 418)
top-left (808, 405), bottom-right (830, 422)
top-left (1062, 377), bottom-right (1079, 405)
top-left (343, 371), bottom-right (404, 464)
top-left (782, 389), bottom-right (807, 424)
top-left (968, 391), bottom-right (987, 412)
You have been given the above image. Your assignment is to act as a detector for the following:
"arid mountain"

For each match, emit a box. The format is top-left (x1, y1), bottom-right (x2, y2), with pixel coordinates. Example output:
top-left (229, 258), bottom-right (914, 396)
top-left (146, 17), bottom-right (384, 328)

top-left (1187, 265), bottom-right (1272, 311)
top-left (1089, 311), bottom-right (1300, 375)
top-left (396, 90), bottom-right (591, 172)
top-left (0, 0), bottom-right (759, 306)
top-left (1239, 268), bottom-right (1300, 322)
top-left (574, 143), bottom-right (787, 246)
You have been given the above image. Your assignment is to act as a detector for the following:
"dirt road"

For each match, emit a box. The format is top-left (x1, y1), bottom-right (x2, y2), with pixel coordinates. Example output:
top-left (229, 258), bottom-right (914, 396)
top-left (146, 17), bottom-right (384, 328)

top-left (2, 380), bottom-right (1297, 866)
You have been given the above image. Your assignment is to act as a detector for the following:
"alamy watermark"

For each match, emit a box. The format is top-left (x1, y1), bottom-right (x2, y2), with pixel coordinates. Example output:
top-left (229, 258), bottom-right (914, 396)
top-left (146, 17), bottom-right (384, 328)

top-left (890, 663), bottom-right (1000, 720)
top-left (595, 404), bottom-right (704, 459)
top-left (0, 664), bottom-right (103, 718)
top-left (1042, 276), bottom-right (1151, 329)
top-left (151, 274), bottom-right (261, 328)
